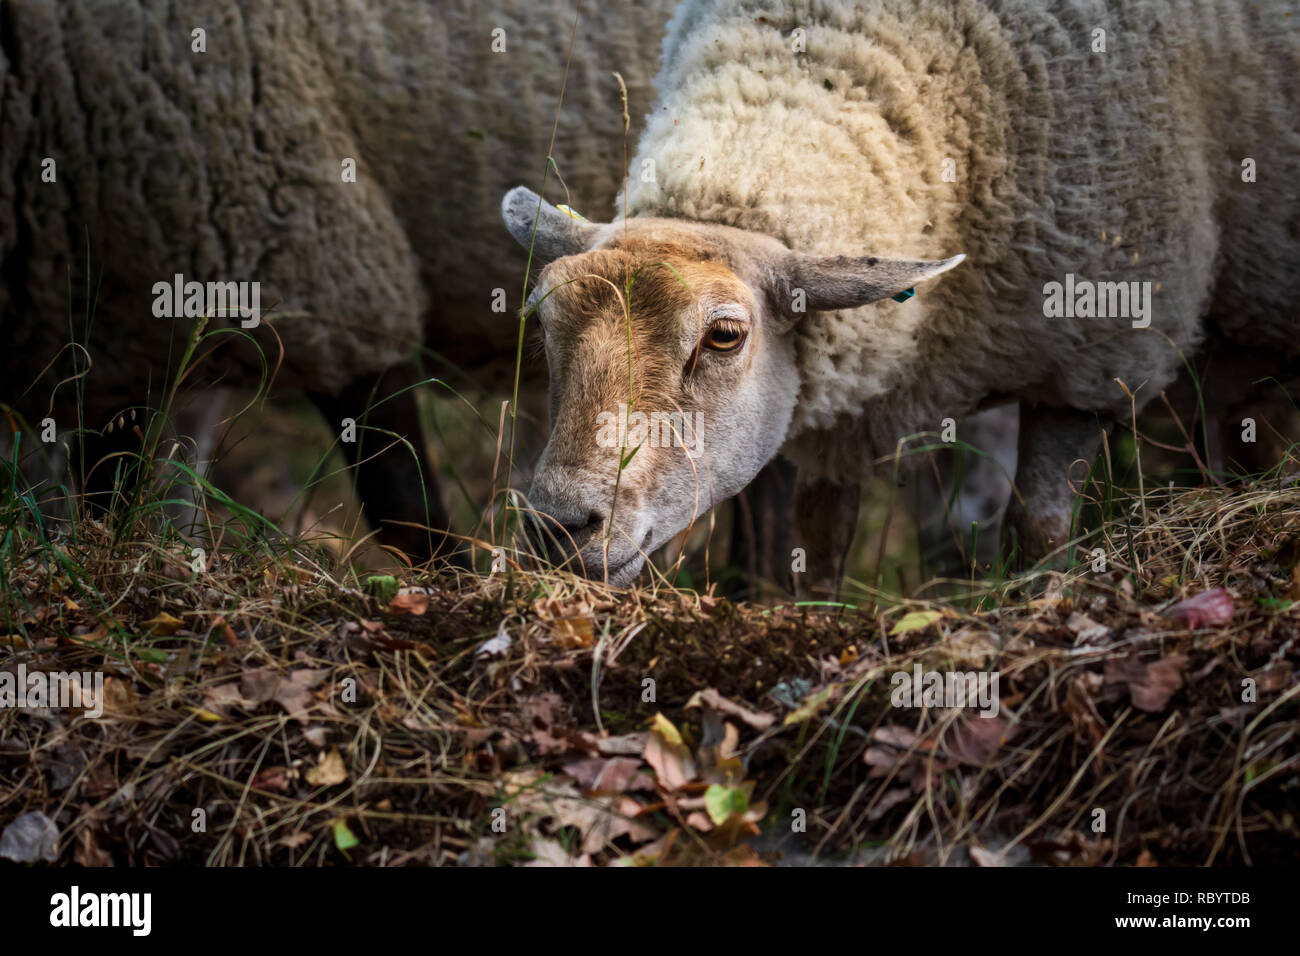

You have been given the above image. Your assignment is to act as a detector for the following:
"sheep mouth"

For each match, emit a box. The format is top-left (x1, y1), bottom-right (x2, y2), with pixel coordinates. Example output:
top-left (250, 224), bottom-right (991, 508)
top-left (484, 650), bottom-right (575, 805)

top-left (600, 552), bottom-right (648, 587)
top-left (582, 529), bottom-right (652, 587)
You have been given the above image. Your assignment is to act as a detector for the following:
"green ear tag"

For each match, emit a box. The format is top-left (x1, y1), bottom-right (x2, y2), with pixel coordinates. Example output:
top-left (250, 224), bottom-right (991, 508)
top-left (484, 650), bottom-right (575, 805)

top-left (891, 288), bottom-right (916, 303)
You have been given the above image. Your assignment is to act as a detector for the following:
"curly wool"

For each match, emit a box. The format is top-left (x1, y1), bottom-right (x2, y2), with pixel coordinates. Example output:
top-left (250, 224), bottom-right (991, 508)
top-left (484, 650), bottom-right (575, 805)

top-left (0, 0), bottom-right (673, 429)
top-left (625, 0), bottom-right (1300, 480)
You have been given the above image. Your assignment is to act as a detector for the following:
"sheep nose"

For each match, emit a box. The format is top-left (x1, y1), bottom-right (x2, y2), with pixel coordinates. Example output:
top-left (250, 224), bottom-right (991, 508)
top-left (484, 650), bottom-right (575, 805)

top-left (558, 510), bottom-right (606, 539)
top-left (524, 494), bottom-right (608, 559)
top-left (537, 502), bottom-right (607, 543)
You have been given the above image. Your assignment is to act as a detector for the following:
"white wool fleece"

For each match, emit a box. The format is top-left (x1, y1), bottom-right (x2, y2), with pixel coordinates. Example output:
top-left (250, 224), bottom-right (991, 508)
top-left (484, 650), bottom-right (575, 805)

top-left (624, 0), bottom-right (1300, 482)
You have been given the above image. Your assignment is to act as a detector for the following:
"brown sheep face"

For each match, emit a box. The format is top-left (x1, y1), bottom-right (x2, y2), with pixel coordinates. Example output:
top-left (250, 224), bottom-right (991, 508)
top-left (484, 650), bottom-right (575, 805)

top-left (502, 187), bottom-right (963, 585)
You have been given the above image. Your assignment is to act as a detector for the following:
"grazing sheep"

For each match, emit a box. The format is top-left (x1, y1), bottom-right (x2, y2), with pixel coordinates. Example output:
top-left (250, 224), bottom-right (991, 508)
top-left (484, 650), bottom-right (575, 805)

top-left (504, 0), bottom-right (1300, 594)
top-left (0, 0), bottom-right (673, 553)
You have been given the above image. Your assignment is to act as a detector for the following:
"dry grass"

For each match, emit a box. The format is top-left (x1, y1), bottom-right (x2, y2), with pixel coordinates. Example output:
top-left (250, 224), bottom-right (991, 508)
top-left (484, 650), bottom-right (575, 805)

top-left (2, 467), bottom-right (1298, 867)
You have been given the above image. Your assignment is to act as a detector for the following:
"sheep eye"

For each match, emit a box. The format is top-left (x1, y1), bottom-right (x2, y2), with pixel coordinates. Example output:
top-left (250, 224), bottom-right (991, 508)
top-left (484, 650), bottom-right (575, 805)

top-left (703, 321), bottom-right (747, 352)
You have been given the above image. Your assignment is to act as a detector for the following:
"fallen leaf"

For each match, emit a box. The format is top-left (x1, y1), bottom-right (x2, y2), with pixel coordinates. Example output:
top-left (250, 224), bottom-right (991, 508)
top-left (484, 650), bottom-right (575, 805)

top-left (504, 772), bottom-right (656, 853)
top-left (1066, 612), bottom-right (1111, 644)
top-left (141, 611), bottom-right (185, 635)
top-left (644, 714), bottom-right (696, 790)
top-left (251, 767), bottom-right (295, 792)
top-left (1105, 654), bottom-right (1188, 712)
top-left (686, 687), bottom-right (776, 730)
top-left (783, 685), bottom-right (836, 726)
top-left (942, 714), bottom-right (1012, 766)
top-left (1253, 662), bottom-right (1294, 693)
top-left (0, 811), bottom-right (60, 863)
top-left (704, 783), bottom-right (750, 825)
top-left (562, 757), bottom-right (643, 793)
top-left (240, 669), bottom-right (280, 704)
top-left (866, 787), bottom-right (914, 821)
top-left (890, 609), bottom-right (943, 636)
top-left (73, 825), bottom-right (114, 867)
top-left (942, 628), bottom-right (1000, 667)
top-left (522, 838), bottom-right (593, 867)
top-left (1162, 588), bottom-right (1233, 628)
top-left (332, 818), bottom-right (360, 851)
top-left (210, 615), bottom-right (239, 646)
top-left (306, 748), bottom-right (348, 786)
top-left (649, 712), bottom-right (685, 746)
top-left (549, 616), bottom-right (594, 648)
top-left (594, 733), bottom-right (647, 757)
top-left (386, 587), bottom-right (430, 616)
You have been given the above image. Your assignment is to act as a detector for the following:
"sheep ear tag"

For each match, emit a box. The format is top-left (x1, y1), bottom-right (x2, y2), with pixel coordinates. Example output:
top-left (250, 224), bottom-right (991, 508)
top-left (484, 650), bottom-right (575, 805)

top-left (556, 204), bottom-right (589, 223)
top-left (891, 287), bottom-right (916, 303)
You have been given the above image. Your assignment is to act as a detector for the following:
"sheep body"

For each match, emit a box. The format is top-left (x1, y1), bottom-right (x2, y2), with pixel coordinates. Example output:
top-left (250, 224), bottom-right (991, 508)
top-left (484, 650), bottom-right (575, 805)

top-left (0, 0), bottom-right (671, 430)
top-left (625, 0), bottom-right (1300, 482)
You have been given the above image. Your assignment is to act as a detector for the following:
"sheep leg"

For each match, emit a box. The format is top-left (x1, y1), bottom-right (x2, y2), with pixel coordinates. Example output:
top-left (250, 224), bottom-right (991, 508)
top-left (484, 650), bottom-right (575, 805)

top-left (792, 474), bottom-right (860, 601)
top-left (309, 362), bottom-right (458, 564)
top-left (1004, 404), bottom-right (1109, 565)
top-left (725, 455), bottom-right (797, 599)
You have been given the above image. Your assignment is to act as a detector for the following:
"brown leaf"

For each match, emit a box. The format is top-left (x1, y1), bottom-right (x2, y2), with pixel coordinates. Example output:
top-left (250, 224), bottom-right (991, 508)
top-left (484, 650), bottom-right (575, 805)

top-left (251, 767), bottom-right (295, 792)
top-left (504, 772), bottom-right (656, 854)
top-left (73, 826), bottom-right (114, 867)
top-left (305, 748), bottom-right (347, 786)
top-left (872, 725), bottom-right (921, 749)
top-left (644, 716), bottom-right (696, 791)
top-left (239, 669), bottom-right (280, 704)
top-left (202, 682), bottom-right (246, 717)
top-left (549, 616), bottom-right (594, 648)
top-left (211, 615), bottom-right (239, 646)
top-left (1065, 612), bottom-right (1111, 644)
top-left (385, 587), bottom-right (430, 616)
top-left (562, 757), bottom-right (644, 793)
top-left (686, 687), bottom-right (776, 730)
top-left (1105, 654), bottom-right (1188, 712)
top-left (594, 733), bottom-right (648, 757)
top-left (521, 838), bottom-right (593, 867)
top-left (942, 714), bottom-right (1013, 766)
top-left (1254, 662), bottom-right (1293, 693)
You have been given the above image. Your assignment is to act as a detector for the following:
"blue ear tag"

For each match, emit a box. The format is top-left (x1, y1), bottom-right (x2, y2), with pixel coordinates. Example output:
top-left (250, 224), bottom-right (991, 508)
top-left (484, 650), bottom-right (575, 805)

top-left (891, 287), bottom-right (916, 303)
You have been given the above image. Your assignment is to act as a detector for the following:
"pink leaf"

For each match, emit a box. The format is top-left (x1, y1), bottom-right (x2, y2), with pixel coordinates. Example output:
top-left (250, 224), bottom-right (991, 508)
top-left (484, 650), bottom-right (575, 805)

top-left (1163, 588), bottom-right (1233, 628)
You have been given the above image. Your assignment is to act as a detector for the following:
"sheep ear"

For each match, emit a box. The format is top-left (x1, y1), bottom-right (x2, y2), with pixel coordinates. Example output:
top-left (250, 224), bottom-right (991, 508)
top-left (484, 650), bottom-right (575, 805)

top-left (501, 186), bottom-right (600, 262)
top-left (780, 252), bottom-right (965, 313)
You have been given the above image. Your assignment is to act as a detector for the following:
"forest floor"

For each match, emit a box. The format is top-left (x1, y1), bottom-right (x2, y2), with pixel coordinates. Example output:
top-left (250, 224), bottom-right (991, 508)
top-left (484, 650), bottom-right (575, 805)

top-left (2, 471), bottom-right (1298, 867)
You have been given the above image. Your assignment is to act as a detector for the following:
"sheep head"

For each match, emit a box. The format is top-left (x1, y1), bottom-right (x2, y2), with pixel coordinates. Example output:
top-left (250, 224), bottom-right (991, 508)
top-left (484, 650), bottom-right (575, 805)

top-left (501, 186), bottom-right (963, 586)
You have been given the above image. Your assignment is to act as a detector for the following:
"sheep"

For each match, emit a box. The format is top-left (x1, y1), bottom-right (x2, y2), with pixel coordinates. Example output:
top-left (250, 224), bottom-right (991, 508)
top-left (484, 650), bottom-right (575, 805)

top-left (0, 0), bottom-right (675, 554)
top-left (503, 0), bottom-right (1300, 595)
